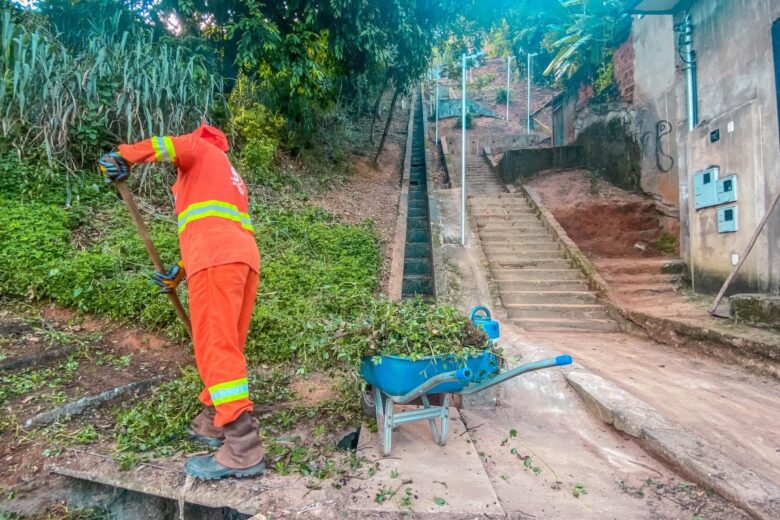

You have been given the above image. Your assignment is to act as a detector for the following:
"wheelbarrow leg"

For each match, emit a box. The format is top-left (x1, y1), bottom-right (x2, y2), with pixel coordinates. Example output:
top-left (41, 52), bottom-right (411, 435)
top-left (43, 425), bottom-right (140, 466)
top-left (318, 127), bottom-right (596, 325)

top-left (382, 393), bottom-right (394, 456)
top-left (373, 387), bottom-right (392, 457)
top-left (439, 394), bottom-right (450, 446)
top-left (420, 395), bottom-right (441, 444)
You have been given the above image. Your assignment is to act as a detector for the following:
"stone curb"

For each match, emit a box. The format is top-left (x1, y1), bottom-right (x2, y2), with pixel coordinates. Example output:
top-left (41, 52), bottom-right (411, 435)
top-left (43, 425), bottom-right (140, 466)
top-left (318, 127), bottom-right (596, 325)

top-left (565, 368), bottom-right (780, 520)
top-left (387, 93), bottom-right (415, 301)
top-left (421, 84), bottom-right (449, 303)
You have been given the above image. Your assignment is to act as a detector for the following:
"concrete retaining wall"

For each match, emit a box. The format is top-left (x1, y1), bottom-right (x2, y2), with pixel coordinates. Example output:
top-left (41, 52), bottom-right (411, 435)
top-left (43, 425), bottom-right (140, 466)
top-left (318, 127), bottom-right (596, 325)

top-left (497, 146), bottom-right (584, 186)
top-left (443, 133), bottom-right (546, 157)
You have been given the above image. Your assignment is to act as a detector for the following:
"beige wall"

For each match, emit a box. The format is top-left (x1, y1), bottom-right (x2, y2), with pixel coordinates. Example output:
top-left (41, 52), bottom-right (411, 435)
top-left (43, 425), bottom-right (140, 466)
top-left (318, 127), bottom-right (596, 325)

top-left (632, 15), bottom-right (680, 208)
top-left (675, 0), bottom-right (780, 293)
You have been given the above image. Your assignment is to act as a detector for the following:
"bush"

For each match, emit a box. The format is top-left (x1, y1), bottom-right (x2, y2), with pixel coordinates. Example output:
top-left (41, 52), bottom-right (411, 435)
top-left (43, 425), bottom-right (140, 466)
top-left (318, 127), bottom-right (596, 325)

top-left (453, 113), bottom-right (474, 129)
top-left (495, 88), bottom-right (508, 104)
top-left (472, 72), bottom-right (496, 90)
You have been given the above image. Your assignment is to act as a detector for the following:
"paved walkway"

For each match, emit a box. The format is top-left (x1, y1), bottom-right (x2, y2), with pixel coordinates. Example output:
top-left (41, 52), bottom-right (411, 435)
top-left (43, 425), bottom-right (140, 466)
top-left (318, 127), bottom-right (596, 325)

top-left (526, 329), bottom-right (780, 488)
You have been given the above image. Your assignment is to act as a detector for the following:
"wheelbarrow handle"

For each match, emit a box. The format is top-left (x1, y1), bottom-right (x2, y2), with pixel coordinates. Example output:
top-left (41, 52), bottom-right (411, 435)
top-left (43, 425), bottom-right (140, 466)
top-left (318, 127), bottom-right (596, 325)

top-left (459, 355), bottom-right (572, 395)
top-left (388, 368), bottom-right (473, 405)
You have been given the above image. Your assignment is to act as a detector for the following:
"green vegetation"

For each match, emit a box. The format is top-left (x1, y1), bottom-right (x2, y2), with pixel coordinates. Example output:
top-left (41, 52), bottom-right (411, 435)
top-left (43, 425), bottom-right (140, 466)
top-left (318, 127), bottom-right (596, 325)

top-left (0, 351), bottom-right (82, 407)
top-left (1, 506), bottom-right (111, 520)
top-left (472, 72), bottom-right (496, 91)
top-left (441, 1), bottom-right (634, 90)
top-left (453, 113), bottom-right (474, 129)
top-left (495, 88), bottom-right (508, 104)
top-left (334, 298), bottom-right (489, 366)
top-left (653, 232), bottom-right (678, 255)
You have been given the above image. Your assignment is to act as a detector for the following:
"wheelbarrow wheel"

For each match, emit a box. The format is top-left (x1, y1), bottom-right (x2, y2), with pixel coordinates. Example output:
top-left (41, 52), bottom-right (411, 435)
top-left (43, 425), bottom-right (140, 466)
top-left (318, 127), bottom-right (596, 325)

top-left (361, 387), bottom-right (376, 418)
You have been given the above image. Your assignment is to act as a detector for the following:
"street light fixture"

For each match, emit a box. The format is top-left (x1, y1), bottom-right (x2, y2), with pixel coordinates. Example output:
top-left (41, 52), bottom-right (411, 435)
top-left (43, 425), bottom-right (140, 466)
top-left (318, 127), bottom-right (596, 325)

top-left (461, 51), bottom-right (483, 246)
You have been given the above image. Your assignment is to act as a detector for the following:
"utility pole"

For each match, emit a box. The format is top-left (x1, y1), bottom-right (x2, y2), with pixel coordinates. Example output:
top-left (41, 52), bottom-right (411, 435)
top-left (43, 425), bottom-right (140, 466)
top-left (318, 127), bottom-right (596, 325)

top-left (461, 51), bottom-right (483, 246)
top-left (506, 55), bottom-right (514, 123)
top-left (461, 53), bottom-right (467, 246)
top-left (527, 52), bottom-right (538, 133)
top-left (435, 82), bottom-right (440, 145)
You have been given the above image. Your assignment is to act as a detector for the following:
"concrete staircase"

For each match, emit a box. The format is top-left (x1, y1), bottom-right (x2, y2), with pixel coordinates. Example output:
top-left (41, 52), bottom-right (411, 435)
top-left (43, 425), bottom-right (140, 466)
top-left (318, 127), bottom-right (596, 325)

top-left (470, 191), bottom-right (618, 332)
top-left (451, 150), bottom-right (507, 195)
top-left (402, 92), bottom-right (434, 298)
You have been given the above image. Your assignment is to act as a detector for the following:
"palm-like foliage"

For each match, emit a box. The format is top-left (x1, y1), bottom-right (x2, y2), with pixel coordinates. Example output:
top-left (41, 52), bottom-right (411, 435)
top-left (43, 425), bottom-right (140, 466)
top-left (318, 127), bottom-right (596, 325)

top-left (542, 0), bottom-right (632, 82)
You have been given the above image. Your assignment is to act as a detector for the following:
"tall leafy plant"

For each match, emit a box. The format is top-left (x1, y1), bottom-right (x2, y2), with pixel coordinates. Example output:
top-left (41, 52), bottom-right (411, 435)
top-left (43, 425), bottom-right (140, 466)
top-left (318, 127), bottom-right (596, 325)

top-left (0, 8), bottom-right (223, 170)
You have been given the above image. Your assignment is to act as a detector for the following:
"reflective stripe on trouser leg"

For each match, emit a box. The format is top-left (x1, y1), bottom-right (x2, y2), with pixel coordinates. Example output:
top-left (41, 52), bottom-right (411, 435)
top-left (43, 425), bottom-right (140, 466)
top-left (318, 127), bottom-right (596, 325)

top-left (209, 378), bottom-right (249, 406)
top-left (189, 263), bottom-right (257, 428)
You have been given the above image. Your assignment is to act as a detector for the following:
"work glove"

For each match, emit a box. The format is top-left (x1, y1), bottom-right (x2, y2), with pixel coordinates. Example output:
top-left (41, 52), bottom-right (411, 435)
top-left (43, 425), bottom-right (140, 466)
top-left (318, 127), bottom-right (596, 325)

top-left (98, 152), bottom-right (130, 182)
top-left (152, 261), bottom-right (185, 294)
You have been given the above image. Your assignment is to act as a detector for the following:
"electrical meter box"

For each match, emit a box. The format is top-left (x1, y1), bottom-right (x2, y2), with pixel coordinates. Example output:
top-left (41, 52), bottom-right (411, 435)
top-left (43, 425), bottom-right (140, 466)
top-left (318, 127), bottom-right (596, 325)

top-left (717, 205), bottom-right (738, 233)
top-left (693, 167), bottom-right (719, 209)
top-left (716, 175), bottom-right (738, 204)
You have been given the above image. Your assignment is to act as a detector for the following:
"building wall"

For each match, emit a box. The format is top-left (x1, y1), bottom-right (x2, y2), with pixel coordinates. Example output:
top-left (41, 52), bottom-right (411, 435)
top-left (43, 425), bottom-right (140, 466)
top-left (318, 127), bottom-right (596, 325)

top-left (631, 15), bottom-right (680, 209)
top-left (555, 16), bottom-right (679, 208)
top-left (674, 0), bottom-right (780, 293)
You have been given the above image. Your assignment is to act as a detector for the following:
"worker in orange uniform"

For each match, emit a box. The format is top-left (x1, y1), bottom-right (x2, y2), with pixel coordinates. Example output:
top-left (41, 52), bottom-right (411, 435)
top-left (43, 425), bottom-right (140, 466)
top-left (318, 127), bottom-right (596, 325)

top-left (98, 123), bottom-right (265, 480)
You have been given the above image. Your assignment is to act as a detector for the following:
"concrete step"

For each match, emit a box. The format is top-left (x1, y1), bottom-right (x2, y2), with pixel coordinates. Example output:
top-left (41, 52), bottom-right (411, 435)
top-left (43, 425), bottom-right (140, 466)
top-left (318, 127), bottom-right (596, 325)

top-left (504, 303), bottom-right (609, 320)
top-left (403, 258), bottom-right (432, 276)
top-left (470, 193), bottom-right (527, 200)
top-left (612, 284), bottom-right (676, 295)
top-left (474, 215), bottom-right (540, 223)
top-left (402, 275), bottom-right (433, 295)
top-left (483, 242), bottom-right (562, 253)
top-left (496, 279), bottom-right (591, 291)
top-left (405, 242), bottom-right (431, 257)
top-left (491, 269), bottom-right (585, 281)
top-left (479, 231), bottom-right (551, 242)
top-left (476, 222), bottom-right (547, 232)
top-left (510, 318), bottom-right (619, 332)
top-left (484, 251), bottom-right (566, 262)
top-left (406, 228), bottom-right (430, 243)
top-left (408, 206), bottom-right (428, 218)
top-left (499, 290), bottom-right (598, 305)
top-left (471, 210), bottom-right (537, 218)
top-left (602, 273), bottom-right (680, 285)
top-left (489, 258), bottom-right (572, 270)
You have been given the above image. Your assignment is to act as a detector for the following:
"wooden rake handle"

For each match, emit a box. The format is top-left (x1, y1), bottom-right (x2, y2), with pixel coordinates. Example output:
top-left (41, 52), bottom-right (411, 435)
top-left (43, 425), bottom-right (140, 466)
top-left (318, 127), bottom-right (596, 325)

top-left (114, 181), bottom-right (193, 338)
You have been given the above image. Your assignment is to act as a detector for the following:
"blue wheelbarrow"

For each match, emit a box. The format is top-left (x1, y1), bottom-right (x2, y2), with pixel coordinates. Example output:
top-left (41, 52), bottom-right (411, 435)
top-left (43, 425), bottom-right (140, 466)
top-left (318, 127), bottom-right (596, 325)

top-left (359, 306), bottom-right (573, 456)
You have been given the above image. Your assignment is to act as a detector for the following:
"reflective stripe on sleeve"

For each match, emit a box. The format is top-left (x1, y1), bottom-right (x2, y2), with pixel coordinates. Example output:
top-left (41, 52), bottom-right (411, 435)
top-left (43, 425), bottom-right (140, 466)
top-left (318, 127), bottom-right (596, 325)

top-left (151, 136), bottom-right (177, 163)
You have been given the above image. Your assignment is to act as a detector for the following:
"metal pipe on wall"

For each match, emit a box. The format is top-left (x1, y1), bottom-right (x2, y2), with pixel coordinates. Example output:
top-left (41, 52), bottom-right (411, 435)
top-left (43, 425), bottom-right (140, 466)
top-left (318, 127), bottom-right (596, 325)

top-left (678, 14), bottom-right (698, 131)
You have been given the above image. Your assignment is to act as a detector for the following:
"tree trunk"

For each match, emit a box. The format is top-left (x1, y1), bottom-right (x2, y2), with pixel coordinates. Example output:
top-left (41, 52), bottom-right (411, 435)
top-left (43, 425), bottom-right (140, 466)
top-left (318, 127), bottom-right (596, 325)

top-left (373, 87), bottom-right (402, 168)
top-left (369, 76), bottom-right (390, 142)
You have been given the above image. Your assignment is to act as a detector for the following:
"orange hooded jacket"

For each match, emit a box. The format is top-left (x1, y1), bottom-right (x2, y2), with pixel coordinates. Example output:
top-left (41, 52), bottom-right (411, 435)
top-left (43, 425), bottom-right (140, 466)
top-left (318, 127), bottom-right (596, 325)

top-left (118, 124), bottom-right (260, 277)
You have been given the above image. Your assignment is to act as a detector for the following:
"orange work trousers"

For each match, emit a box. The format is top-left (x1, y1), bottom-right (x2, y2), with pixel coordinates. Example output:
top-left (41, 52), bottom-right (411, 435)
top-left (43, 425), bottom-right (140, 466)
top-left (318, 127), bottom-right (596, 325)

top-left (188, 262), bottom-right (258, 428)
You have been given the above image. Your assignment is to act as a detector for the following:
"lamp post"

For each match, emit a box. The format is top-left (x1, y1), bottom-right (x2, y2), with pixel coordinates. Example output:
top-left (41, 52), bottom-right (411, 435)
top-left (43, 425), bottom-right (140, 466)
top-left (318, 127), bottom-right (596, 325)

top-left (434, 64), bottom-right (440, 146)
top-left (527, 52), bottom-right (538, 133)
top-left (506, 55), bottom-right (514, 123)
top-left (461, 51), bottom-right (482, 246)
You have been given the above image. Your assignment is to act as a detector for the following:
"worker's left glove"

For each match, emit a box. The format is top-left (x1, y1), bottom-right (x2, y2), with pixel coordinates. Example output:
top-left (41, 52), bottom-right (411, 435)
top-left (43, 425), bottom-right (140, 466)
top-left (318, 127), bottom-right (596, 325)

top-left (98, 152), bottom-right (130, 182)
top-left (152, 261), bottom-right (185, 294)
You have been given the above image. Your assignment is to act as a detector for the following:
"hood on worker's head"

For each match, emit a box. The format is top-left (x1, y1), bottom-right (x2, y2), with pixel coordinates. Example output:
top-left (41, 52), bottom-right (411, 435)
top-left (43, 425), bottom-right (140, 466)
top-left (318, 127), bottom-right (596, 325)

top-left (193, 122), bottom-right (230, 152)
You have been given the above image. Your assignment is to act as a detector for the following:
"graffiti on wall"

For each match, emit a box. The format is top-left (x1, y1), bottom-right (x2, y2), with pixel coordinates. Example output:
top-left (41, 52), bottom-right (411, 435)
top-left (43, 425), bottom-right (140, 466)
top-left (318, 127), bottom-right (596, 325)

top-left (640, 120), bottom-right (675, 173)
